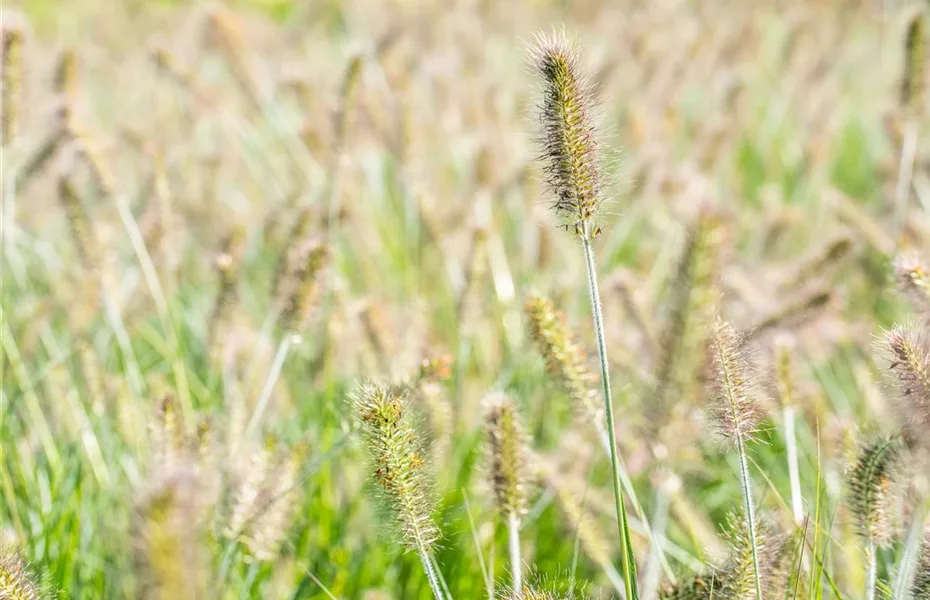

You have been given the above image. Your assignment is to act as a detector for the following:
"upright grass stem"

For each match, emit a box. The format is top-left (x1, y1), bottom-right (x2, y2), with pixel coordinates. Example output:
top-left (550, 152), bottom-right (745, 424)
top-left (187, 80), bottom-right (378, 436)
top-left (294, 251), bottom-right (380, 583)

top-left (734, 429), bottom-right (763, 600)
top-left (508, 512), bottom-right (523, 593)
top-left (582, 231), bottom-right (638, 599)
top-left (866, 538), bottom-right (878, 600)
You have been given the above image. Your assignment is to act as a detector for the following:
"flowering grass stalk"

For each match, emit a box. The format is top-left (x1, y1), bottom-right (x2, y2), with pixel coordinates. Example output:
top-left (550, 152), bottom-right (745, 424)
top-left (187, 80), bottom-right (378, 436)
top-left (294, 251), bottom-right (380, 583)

top-left (529, 30), bottom-right (638, 599)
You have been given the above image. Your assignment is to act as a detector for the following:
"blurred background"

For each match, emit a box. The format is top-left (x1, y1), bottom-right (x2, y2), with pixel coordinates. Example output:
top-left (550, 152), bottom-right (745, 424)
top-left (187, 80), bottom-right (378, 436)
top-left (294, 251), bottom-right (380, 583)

top-left (1, 0), bottom-right (929, 598)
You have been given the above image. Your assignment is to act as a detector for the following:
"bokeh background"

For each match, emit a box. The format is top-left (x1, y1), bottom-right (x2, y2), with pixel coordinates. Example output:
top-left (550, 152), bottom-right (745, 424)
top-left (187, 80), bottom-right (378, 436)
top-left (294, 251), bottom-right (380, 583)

top-left (2, 0), bottom-right (929, 598)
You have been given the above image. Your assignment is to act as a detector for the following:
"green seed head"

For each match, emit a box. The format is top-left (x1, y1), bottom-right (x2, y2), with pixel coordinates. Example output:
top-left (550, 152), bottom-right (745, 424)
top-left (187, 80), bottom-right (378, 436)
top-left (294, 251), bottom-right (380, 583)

top-left (894, 252), bottom-right (930, 314)
top-left (352, 382), bottom-right (439, 553)
top-left (483, 392), bottom-right (531, 517)
top-left (0, 547), bottom-right (44, 600)
top-left (846, 434), bottom-right (904, 546)
top-left (529, 30), bottom-right (602, 237)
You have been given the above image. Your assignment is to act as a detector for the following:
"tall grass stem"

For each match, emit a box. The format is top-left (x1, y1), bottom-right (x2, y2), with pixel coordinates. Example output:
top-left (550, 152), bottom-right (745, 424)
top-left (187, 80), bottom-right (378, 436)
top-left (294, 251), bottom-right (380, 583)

top-left (581, 232), bottom-right (638, 599)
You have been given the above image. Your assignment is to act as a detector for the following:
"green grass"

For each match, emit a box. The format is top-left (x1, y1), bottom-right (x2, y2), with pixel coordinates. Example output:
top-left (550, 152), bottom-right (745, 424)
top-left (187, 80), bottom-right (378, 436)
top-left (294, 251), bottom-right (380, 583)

top-left (2, 0), bottom-right (929, 598)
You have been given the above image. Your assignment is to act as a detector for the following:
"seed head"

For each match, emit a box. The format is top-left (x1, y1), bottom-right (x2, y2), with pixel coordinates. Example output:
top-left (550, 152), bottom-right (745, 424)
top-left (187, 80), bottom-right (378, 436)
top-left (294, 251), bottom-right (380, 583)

top-left (913, 534), bottom-right (930, 599)
top-left (524, 293), bottom-right (602, 426)
top-left (708, 318), bottom-right (765, 444)
top-left (1, 27), bottom-right (23, 147)
top-left (893, 252), bottom-right (930, 314)
top-left (351, 382), bottom-right (439, 553)
top-left (901, 10), bottom-right (926, 114)
top-left (0, 547), bottom-right (44, 600)
top-left (135, 467), bottom-right (206, 600)
top-left (659, 573), bottom-right (722, 600)
top-left (529, 30), bottom-right (602, 237)
top-left (231, 440), bottom-right (305, 561)
top-left (882, 324), bottom-right (930, 446)
top-left (277, 241), bottom-right (329, 334)
top-left (846, 434), bottom-right (904, 546)
top-left (483, 393), bottom-right (531, 517)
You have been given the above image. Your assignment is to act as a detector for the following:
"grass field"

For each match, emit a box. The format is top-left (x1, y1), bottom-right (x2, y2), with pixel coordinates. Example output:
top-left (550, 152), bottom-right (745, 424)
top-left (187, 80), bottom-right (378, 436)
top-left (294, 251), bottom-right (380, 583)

top-left (1, 0), bottom-right (929, 598)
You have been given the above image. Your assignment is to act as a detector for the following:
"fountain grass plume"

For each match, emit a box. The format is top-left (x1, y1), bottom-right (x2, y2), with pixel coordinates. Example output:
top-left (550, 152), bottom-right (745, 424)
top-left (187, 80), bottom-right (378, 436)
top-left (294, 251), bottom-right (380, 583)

top-left (883, 323), bottom-right (930, 448)
top-left (529, 29), bottom-right (639, 599)
top-left (2, 26), bottom-right (23, 147)
top-left (902, 9), bottom-right (926, 114)
top-left (847, 434), bottom-right (905, 600)
top-left (913, 534), bottom-right (930, 599)
top-left (529, 30), bottom-right (602, 236)
top-left (708, 318), bottom-right (765, 600)
top-left (484, 392), bottom-right (531, 592)
top-left (0, 546), bottom-right (47, 600)
top-left (893, 252), bottom-right (930, 315)
top-left (524, 293), bottom-right (602, 428)
top-left (351, 382), bottom-right (444, 599)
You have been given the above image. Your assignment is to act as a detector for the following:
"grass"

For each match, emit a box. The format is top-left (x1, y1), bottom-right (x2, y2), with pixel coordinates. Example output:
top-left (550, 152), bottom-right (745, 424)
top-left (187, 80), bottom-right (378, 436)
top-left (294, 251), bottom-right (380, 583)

top-left (1, 0), bottom-right (929, 598)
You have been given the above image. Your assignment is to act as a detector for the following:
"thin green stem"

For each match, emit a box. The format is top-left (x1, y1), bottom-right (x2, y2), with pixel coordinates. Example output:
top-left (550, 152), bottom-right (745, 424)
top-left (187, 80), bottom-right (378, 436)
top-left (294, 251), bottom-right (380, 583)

top-left (581, 233), bottom-right (639, 600)
top-left (418, 546), bottom-right (446, 600)
top-left (508, 512), bottom-right (523, 594)
top-left (735, 430), bottom-right (763, 600)
top-left (865, 537), bottom-right (877, 600)
top-left (783, 405), bottom-right (804, 525)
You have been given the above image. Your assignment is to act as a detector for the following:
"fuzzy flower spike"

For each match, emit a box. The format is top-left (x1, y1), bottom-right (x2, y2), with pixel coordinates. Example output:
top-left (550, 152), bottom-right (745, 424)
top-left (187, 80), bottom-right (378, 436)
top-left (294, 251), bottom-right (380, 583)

top-left (531, 30), bottom-right (602, 239)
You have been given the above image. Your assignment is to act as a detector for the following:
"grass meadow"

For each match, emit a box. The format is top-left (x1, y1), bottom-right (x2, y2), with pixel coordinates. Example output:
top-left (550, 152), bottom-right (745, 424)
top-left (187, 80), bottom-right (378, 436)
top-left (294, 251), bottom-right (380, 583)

top-left (1, 0), bottom-right (929, 598)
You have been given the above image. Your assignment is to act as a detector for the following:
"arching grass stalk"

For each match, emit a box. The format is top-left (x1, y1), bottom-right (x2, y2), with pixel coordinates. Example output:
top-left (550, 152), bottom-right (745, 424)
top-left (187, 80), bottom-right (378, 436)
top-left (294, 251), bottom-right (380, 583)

top-left (528, 30), bottom-right (639, 598)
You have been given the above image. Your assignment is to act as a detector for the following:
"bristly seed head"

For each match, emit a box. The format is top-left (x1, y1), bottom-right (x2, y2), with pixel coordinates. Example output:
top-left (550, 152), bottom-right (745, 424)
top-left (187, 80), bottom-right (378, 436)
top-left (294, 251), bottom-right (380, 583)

top-left (912, 533), bottom-right (930, 599)
top-left (893, 252), bottom-right (930, 314)
top-left (529, 30), bottom-right (602, 238)
top-left (709, 318), bottom-right (765, 444)
top-left (351, 382), bottom-right (439, 553)
top-left (483, 392), bottom-right (531, 517)
top-left (881, 323), bottom-right (930, 447)
top-left (846, 434), bottom-right (904, 546)
top-left (525, 293), bottom-right (603, 427)
top-left (0, 546), bottom-right (44, 600)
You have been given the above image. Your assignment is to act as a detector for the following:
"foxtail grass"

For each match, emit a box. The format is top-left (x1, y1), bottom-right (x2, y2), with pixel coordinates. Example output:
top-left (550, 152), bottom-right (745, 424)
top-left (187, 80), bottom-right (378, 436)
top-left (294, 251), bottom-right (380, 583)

top-left (708, 318), bottom-right (765, 600)
top-left (351, 382), bottom-right (444, 599)
top-left (882, 323), bottom-right (930, 448)
top-left (0, 546), bottom-right (47, 600)
top-left (483, 392), bottom-right (531, 592)
top-left (529, 29), bottom-right (638, 599)
top-left (847, 434), bottom-right (904, 600)
top-left (1, 26), bottom-right (23, 148)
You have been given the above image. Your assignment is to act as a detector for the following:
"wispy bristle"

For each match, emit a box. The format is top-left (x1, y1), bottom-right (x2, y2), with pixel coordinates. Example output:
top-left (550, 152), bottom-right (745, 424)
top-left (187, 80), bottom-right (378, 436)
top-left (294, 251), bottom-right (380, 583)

top-left (529, 30), bottom-right (602, 236)
top-left (0, 547), bottom-right (44, 600)
top-left (525, 293), bottom-right (603, 427)
top-left (351, 382), bottom-right (439, 553)
top-left (709, 318), bottom-right (765, 443)
top-left (882, 324), bottom-right (930, 446)
top-left (893, 252), bottom-right (930, 314)
top-left (483, 393), bottom-right (531, 517)
top-left (846, 434), bottom-right (903, 546)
